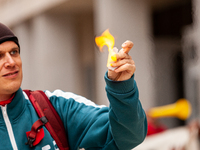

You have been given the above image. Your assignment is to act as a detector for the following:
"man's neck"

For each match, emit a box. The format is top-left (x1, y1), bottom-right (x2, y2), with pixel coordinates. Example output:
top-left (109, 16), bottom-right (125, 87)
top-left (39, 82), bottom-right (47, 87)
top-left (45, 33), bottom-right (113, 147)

top-left (0, 94), bottom-right (15, 106)
top-left (0, 94), bottom-right (13, 102)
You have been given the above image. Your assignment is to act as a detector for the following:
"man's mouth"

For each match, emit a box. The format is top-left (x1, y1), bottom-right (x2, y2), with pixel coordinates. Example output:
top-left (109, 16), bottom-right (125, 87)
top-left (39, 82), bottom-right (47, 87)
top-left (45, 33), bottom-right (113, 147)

top-left (3, 71), bottom-right (18, 77)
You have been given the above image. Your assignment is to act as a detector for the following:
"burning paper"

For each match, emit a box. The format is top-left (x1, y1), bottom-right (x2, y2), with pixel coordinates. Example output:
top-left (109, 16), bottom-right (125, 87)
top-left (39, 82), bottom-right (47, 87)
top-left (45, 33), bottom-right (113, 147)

top-left (95, 29), bottom-right (118, 70)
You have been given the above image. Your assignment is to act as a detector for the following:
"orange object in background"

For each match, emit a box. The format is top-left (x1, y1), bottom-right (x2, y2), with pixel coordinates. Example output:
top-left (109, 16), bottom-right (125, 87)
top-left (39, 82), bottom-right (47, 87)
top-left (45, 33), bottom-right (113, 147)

top-left (95, 29), bottom-right (118, 70)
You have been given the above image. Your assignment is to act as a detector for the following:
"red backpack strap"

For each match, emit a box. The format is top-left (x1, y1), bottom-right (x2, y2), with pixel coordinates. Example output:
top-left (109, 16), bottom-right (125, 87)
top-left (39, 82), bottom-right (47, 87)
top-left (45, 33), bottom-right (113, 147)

top-left (23, 90), bottom-right (69, 150)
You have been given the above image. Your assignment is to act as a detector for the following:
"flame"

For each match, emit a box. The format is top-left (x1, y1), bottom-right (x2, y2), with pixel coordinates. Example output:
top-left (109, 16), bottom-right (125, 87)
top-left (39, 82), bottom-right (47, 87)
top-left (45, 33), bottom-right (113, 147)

top-left (95, 29), bottom-right (117, 69)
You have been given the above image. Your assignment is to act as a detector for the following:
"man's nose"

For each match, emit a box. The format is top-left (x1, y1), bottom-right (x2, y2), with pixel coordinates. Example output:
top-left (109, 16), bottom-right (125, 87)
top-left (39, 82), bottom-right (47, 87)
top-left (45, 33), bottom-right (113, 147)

top-left (4, 53), bottom-right (15, 68)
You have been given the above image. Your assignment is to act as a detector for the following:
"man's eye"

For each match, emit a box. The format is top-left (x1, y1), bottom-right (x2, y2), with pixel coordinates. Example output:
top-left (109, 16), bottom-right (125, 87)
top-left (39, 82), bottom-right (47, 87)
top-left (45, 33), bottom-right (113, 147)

top-left (10, 50), bottom-right (19, 55)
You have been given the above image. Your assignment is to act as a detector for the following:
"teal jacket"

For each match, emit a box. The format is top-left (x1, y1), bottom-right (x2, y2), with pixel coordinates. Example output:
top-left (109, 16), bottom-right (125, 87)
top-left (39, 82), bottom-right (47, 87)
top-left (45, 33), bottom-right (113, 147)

top-left (0, 73), bottom-right (147, 150)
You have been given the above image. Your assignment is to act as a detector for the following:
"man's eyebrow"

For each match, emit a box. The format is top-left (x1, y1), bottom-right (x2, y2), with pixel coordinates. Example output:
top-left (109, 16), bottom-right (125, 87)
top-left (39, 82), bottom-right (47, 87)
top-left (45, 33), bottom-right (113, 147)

top-left (10, 47), bottom-right (20, 52)
top-left (12, 47), bottom-right (19, 50)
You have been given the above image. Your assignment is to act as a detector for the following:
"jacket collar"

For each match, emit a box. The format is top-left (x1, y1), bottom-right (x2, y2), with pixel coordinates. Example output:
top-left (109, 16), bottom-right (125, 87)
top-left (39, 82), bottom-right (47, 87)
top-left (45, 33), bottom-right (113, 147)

top-left (5, 88), bottom-right (26, 122)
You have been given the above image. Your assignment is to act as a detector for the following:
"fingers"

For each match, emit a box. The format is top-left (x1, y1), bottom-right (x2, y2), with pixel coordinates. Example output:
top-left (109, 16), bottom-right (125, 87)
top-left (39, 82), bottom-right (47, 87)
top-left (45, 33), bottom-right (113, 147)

top-left (111, 57), bottom-right (136, 73)
top-left (113, 55), bottom-right (133, 67)
top-left (115, 40), bottom-right (133, 60)
top-left (115, 49), bottom-right (130, 60)
top-left (116, 63), bottom-right (136, 75)
top-left (121, 40), bottom-right (134, 54)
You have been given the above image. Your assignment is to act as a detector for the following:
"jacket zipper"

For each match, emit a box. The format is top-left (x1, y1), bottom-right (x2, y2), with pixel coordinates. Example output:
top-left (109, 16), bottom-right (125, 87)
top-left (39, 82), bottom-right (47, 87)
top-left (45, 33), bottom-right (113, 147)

top-left (1, 105), bottom-right (18, 150)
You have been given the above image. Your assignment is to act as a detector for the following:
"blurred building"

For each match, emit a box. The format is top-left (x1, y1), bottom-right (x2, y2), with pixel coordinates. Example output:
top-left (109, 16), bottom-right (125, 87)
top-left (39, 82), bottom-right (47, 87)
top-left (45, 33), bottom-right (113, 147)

top-left (0, 0), bottom-right (197, 129)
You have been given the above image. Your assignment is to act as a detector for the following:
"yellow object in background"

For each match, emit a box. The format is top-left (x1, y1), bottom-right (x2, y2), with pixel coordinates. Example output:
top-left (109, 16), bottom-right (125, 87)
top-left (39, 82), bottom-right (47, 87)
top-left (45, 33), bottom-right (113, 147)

top-left (148, 99), bottom-right (192, 120)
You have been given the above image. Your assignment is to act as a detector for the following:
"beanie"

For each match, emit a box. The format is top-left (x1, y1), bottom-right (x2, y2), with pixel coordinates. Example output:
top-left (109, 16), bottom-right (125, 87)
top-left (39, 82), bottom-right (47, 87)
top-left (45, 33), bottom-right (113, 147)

top-left (0, 22), bottom-right (20, 50)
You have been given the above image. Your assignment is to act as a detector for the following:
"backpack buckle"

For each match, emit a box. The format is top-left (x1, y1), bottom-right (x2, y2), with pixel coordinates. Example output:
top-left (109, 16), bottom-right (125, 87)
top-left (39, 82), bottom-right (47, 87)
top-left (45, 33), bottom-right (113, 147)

top-left (25, 137), bottom-right (35, 148)
top-left (40, 116), bottom-right (48, 125)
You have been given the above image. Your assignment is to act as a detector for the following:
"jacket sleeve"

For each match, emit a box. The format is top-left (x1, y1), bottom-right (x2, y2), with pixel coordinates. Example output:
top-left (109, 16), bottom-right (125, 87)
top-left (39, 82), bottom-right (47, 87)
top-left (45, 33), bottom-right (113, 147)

top-left (104, 73), bottom-right (147, 149)
top-left (47, 73), bottom-right (147, 150)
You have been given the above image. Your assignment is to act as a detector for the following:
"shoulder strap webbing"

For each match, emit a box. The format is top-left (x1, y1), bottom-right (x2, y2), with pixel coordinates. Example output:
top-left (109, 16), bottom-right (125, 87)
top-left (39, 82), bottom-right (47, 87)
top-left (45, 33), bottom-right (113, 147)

top-left (23, 90), bottom-right (69, 150)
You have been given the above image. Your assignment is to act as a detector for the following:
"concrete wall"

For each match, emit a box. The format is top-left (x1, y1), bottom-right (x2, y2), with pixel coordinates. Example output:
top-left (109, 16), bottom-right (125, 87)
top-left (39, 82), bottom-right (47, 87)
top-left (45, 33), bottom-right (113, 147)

top-left (17, 15), bottom-right (82, 93)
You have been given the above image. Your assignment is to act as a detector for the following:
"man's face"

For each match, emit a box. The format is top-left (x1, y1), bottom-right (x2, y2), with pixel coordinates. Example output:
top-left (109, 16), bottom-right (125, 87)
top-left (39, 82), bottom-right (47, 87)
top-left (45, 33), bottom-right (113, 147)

top-left (0, 41), bottom-right (22, 100)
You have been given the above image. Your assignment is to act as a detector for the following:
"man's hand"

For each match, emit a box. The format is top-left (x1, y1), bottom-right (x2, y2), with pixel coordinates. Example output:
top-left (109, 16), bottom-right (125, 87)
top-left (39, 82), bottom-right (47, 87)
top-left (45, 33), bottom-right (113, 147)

top-left (108, 40), bottom-right (135, 81)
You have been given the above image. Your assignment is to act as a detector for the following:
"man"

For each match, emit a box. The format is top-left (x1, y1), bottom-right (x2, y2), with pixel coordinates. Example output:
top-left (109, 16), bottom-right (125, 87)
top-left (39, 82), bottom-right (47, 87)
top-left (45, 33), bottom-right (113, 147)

top-left (0, 22), bottom-right (147, 150)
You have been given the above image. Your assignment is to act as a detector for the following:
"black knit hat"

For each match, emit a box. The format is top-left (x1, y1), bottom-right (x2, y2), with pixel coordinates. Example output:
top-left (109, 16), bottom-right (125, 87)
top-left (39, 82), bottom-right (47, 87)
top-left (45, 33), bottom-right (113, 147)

top-left (0, 22), bottom-right (20, 50)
